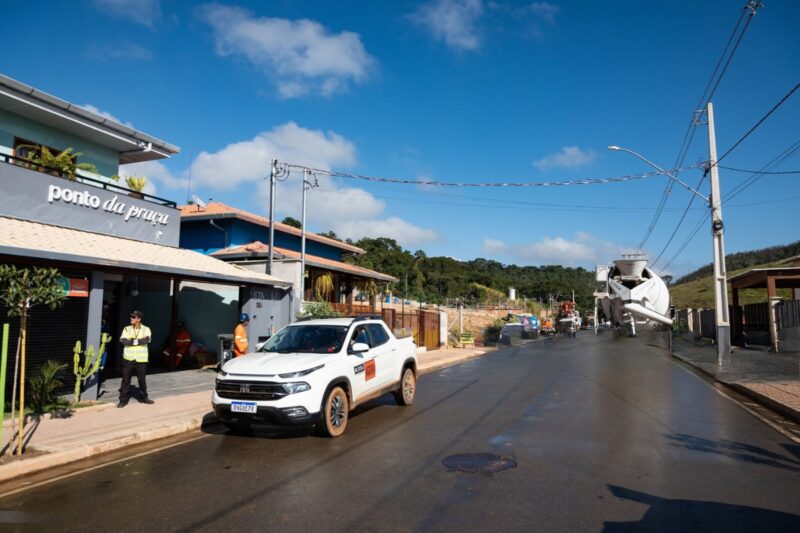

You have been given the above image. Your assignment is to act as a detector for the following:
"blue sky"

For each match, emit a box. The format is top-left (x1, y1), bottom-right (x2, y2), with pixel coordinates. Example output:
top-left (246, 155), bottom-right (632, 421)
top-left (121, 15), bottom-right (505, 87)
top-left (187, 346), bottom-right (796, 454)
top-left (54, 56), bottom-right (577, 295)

top-left (3, 0), bottom-right (798, 276)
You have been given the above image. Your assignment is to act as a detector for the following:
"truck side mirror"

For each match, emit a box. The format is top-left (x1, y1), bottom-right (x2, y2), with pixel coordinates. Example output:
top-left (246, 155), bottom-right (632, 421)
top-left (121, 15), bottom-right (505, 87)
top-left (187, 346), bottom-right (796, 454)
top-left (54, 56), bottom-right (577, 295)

top-left (350, 342), bottom-right (369, 354)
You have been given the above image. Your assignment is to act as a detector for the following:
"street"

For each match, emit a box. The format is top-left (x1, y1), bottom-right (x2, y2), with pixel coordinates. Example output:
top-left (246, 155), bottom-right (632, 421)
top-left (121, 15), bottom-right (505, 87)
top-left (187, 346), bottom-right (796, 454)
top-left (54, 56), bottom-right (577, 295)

top-left (1, 332), bottom-right (799, 532)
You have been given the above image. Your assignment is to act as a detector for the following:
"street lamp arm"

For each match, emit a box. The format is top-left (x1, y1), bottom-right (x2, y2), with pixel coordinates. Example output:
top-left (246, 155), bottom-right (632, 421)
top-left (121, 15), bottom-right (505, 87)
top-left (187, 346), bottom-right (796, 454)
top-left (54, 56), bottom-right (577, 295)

top-left (608, 145), bottom-right (709, 203)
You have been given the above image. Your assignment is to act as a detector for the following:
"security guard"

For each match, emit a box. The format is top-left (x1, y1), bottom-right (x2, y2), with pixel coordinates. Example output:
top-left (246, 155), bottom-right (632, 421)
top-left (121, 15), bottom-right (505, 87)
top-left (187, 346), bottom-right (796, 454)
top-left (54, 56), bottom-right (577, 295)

top-left (118, 310), bottom-right (155, 407)
top-left (234, 313), bottom-right (250, 357)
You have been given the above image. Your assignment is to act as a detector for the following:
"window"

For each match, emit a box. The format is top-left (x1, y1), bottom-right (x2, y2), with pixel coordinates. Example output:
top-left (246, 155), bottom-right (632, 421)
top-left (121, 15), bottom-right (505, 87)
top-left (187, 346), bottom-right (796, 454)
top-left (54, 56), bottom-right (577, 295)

top-left (366, 324), bottom-right (390, 347)
top-left (351, 326), bottom-right (371, 348)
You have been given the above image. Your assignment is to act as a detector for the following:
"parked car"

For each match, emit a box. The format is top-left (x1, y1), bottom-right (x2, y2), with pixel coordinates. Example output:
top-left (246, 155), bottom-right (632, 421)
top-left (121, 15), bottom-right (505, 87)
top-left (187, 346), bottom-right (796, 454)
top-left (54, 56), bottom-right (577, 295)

top-left (212, 316), bottom-right (418, 437)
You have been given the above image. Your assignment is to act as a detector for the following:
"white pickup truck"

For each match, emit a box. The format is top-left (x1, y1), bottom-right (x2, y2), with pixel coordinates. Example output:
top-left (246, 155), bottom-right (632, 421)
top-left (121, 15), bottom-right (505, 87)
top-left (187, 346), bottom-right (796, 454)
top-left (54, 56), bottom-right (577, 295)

top-left (212, 316), bottom-right (418, 437)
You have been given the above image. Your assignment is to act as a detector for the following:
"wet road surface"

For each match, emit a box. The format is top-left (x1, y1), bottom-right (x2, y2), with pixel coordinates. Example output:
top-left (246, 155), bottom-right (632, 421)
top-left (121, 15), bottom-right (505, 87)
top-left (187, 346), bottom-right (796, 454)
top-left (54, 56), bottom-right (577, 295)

top-left (1, 332), bottom-right (799, 531)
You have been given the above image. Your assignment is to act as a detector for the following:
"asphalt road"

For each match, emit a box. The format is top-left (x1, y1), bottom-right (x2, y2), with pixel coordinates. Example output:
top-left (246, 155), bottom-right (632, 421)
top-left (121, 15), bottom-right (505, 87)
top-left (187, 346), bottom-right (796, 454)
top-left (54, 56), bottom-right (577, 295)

top-left (2, 332), bottom-right (799, 532)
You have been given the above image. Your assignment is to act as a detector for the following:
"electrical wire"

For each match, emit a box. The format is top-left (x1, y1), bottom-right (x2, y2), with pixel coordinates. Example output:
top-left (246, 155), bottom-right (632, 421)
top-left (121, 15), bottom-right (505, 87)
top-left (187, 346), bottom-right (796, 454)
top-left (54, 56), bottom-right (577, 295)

top-left (640, 0), bottom-right (762, 265)
top-left (720, 165), bottom-right (800, 175)
top-left (723, 139), bottom-right (800, 202)
top-left (716, 81), bottom-right (800, 164)
top-left (658, 211), bottom-right (710, 274)
top-left (280, 162), bottom-right (701, 188)
top-left (636, 2), bottom-right (756, 252)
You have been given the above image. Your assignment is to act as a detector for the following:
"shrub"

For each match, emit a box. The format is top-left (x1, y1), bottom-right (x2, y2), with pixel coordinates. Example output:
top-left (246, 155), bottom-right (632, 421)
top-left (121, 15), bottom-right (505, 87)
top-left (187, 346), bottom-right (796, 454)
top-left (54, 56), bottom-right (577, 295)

top-left (483, 318), bottom-right (506, 344)
top-left (297, 300), bottom-right (343, 320)
top-left (29, 360), bottom-right (68, 413)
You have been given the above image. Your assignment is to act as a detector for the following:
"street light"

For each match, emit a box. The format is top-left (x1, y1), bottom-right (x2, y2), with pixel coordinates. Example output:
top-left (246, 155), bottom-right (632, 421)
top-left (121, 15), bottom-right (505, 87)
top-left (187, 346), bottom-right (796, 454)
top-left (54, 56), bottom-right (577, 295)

top-left (608, 125), bottom-right (730, 365)
top-left (607, 146), bottom-right (708, 202)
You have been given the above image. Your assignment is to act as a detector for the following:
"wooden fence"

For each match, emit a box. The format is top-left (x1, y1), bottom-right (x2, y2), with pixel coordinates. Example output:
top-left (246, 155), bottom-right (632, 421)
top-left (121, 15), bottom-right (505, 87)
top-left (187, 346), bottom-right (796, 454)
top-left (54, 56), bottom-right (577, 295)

top-left (328, 303), bottom-right (441, 351)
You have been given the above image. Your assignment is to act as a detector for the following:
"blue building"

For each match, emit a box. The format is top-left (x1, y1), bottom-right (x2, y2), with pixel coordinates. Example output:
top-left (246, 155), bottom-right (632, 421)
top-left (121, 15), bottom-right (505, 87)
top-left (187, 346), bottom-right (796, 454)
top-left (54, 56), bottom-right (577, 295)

top-left (179, 202), bottom-right (397, 320)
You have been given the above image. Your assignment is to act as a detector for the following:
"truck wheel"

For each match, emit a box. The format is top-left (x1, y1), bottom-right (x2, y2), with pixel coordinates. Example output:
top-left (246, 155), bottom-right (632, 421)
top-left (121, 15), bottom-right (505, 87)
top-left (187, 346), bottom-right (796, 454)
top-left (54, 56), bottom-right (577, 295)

top-left (320, 386), bottom-right (348, 437)
top-left (394, 367), bottom-right (416, 406)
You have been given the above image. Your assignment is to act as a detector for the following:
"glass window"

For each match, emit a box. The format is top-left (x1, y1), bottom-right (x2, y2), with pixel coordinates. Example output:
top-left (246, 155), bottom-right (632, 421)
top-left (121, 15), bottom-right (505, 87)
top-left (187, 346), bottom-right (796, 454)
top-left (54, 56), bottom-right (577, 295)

top-left (260, 325), bottom-right (348, 354)
top-left (366, 323), bottom-right (390, 347)
top-left (351, 326), bottom-right (371, 347)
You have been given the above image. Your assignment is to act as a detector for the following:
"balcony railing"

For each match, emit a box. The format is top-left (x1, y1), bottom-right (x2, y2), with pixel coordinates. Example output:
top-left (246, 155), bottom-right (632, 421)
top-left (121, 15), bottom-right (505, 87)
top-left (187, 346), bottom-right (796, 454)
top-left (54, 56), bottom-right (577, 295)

top-left (0, 152), bottom-right (177, 208)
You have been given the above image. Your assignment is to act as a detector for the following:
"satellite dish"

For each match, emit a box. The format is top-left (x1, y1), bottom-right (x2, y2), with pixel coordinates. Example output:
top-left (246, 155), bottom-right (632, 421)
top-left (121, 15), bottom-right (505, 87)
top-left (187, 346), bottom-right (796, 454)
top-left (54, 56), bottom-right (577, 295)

top-left (191, 194), bottom-right (207, 209)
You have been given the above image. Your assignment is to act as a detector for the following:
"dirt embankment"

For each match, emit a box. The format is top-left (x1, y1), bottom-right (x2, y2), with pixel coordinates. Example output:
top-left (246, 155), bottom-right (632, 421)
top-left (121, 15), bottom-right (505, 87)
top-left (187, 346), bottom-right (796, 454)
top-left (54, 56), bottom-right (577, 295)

top-left (445, 308), bottom-right (513, 345)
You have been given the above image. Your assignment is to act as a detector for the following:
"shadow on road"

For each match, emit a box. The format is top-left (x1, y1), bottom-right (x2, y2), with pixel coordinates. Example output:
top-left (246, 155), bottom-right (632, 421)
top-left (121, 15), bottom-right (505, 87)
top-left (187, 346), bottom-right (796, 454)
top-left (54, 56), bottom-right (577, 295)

top-left (665, 433), bottom-right (800, 473)
top-left (603, 485), bottom-right (800, 531)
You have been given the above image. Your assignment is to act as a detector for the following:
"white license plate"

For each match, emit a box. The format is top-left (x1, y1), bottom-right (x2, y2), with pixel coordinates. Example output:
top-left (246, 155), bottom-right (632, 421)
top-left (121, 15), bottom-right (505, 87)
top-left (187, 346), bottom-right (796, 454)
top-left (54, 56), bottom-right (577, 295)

top-left (231, 401), bottom-right (257, 414)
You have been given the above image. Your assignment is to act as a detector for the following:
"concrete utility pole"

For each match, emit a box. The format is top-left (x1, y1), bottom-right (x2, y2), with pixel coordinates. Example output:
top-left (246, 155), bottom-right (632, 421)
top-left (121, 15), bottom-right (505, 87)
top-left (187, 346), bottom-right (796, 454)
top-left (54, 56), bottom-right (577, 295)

top-left (268, 158), bottom-right (277, 274)
top-left (300, 168), bottom-right (309, 303)
top-left (706, 102), bottom-right (731, 363)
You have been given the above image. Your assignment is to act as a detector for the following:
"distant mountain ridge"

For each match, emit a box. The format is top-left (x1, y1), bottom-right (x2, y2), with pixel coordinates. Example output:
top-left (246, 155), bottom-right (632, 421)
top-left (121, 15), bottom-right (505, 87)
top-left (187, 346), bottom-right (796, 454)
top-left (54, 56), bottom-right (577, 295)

top-left (673, 241), bottom-right (800, 285)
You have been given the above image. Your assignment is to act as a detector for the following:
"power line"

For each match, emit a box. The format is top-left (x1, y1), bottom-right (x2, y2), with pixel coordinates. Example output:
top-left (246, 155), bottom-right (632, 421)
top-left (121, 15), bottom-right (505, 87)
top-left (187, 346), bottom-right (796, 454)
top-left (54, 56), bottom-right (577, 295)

top-left (279, 162), bottom-right (701, 188)
top-left (724, 139), bottom-right (800, 202)
top-left (658, 211), bottom-right (710, 274)
top-left (720, 165), bottom-right (800, 175)
top-left (716, 81), bottom-right (800, 164)
top-left (636, 1), bottom-right (759, 252)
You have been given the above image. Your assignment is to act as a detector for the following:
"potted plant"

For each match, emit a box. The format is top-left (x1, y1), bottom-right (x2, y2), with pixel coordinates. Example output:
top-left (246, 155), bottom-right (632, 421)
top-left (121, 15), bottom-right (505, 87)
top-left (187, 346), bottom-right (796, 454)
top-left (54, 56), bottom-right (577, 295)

top-left (17, 144), bottom-right (98, 180)
top-left (125, 175), bottom-right (147, 198)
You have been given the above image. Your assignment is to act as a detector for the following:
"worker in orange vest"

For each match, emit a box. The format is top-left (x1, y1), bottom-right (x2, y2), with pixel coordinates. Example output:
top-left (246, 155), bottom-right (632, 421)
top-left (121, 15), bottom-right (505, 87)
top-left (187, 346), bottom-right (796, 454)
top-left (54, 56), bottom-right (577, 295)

top-left (163, 321), bottom-right (192, 370)
top-left (234, 313), bottom-right (250, 357)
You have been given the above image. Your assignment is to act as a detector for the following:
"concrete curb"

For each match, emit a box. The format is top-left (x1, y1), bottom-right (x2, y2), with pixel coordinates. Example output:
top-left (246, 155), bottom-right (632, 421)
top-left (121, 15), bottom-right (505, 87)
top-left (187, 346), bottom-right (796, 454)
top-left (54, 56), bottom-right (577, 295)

top-left (672, 352), bottom-right (800, 425)
top-left (0, 412), bottom-right (209, 484)
top-left (0, 346), bottom-right (505, 484)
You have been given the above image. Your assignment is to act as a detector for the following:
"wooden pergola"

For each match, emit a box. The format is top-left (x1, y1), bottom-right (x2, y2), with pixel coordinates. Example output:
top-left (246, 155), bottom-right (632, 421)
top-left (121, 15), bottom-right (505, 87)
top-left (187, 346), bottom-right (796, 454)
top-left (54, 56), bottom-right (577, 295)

top-left (728, 267), bottom-right (800, 352)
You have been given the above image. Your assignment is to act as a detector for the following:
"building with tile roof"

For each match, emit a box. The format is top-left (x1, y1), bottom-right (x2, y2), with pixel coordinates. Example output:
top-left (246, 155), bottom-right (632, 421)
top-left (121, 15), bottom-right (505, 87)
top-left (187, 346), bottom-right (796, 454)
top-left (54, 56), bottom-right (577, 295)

top-left (179, 202), bottom-right (398, 316)
top-left (0, 74), bottom-right (291, 397)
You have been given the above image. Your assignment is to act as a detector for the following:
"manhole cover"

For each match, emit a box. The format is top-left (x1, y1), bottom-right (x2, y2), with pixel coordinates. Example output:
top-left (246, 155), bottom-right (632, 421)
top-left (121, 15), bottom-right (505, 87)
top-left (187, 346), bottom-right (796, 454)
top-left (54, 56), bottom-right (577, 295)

top-left (442, 453), bottom-right (517, 473)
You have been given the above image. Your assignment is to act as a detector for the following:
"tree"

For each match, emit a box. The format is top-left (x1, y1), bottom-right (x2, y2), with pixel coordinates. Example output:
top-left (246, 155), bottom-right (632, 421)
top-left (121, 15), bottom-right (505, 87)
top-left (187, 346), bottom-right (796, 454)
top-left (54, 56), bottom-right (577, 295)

top-left (0, 265), bottom-right (65, 455)
top-left (318, 230), bottom-right (340, 240)
top-left (281, 217), bottom-right (302, 229)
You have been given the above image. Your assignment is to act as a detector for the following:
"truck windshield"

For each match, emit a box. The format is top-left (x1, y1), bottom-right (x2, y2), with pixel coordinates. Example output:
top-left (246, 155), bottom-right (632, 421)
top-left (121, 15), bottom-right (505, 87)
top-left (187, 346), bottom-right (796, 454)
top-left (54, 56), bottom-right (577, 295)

top-left (260, 325), bottom-right (349, 354)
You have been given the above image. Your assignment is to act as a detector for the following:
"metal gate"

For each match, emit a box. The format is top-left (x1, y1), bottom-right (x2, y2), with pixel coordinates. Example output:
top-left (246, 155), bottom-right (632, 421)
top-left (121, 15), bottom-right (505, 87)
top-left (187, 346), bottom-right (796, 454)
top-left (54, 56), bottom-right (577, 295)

top-left (777, 300), bottom-right (800, 352)
top-left (743, 302), bottom-right (771, 346)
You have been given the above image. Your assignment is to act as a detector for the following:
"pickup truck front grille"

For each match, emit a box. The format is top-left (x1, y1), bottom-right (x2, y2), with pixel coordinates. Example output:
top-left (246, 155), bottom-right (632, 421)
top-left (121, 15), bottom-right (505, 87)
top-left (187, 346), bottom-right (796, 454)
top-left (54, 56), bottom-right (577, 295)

top-left (216, 380), bottom-right (287, 401)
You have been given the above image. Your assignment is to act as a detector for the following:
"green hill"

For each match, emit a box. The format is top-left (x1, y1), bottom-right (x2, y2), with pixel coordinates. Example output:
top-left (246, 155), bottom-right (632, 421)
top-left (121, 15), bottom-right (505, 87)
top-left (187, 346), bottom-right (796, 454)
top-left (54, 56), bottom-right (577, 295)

top-left (670, 241), bottom-right (799, 308)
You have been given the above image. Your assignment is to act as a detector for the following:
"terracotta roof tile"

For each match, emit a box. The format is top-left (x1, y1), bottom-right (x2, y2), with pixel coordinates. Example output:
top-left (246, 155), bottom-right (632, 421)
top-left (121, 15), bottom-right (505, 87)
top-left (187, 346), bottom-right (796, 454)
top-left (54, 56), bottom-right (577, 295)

top-left (211, 241), bottom-right (397, 283)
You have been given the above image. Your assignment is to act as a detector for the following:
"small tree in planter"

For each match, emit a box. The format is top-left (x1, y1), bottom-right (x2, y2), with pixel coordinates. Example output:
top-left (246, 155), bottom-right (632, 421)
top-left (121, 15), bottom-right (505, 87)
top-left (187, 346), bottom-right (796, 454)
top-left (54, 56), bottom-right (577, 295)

top-left (125, 175), bottom-right (147, 197)
top-left (17, 145), bottom-right (98, 180)
top-left (0, 265), bottom-right (65, 455)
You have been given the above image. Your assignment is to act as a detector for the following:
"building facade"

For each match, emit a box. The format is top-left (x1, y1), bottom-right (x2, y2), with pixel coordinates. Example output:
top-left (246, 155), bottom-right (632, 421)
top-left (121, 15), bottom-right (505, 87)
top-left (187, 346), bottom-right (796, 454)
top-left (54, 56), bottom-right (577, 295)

top-left (0, 74), bottom-right (289, 400)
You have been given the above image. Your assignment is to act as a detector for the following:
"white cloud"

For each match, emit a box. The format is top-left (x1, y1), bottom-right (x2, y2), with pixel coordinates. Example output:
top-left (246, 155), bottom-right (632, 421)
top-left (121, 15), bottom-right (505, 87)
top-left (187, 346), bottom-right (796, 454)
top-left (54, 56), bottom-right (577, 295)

top-left (119, 160), bottom-right (187, 193)
top-left (91, 0), bottom-right (161, 27)
top-left (199, 4), bottom-right (376, 98)
top-left (189, 122), bottom-right (357, 189)
top-left (184, 122), bottom-right (437, 248)
top-left (482, 233), bottom-right (627, 266)
top-left (334, 217), bottom-right (438, 247)
top-left (80, 104), bottom-right (134, 127)
top-left (533, 146), bottom-right (596, 171)
top-left (409, 0), bottom-right (484, 51)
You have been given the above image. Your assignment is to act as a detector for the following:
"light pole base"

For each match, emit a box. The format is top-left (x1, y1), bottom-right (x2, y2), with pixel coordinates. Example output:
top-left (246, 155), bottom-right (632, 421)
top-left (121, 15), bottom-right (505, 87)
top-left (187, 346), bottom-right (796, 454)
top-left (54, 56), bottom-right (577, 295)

top-left (716, 324), bottom-right (731, 365)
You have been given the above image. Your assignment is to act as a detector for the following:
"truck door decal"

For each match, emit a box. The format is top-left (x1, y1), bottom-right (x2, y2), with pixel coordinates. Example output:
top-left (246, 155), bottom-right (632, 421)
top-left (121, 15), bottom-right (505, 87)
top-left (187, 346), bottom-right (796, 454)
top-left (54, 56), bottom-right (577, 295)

top-left (364, 359), bottom-right (376, 381)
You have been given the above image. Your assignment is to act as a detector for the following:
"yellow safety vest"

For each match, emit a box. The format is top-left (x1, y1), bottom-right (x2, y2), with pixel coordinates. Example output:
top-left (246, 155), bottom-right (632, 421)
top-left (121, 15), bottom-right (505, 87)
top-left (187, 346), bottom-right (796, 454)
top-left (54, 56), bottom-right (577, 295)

top-left (122, 325), bottom-right (151, 363)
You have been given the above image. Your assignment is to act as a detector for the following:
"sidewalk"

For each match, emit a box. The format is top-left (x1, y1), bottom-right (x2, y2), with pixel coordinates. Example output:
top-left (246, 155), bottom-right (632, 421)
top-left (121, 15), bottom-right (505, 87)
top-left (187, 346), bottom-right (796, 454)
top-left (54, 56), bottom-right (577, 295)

top-left (0, 344), bottom-right (498, 483)
top-left (671, 337), bottom-right (800, 426)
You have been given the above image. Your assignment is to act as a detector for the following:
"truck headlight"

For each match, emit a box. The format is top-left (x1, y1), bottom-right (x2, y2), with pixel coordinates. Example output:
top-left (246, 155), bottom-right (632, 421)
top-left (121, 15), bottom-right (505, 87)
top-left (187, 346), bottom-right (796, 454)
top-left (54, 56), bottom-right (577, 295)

top-left (283, 382), bottom-right (311, 394)
top-left (279, 364), bottom-right (324, 379)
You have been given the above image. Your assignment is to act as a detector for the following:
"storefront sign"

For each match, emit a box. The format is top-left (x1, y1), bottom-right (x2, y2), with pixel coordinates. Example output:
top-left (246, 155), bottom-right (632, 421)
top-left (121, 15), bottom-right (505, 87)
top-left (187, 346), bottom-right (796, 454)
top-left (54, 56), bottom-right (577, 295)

top-left (59, 277), bottom-right (89, 298)
top-left (0, 163), bottom-right (180, 246)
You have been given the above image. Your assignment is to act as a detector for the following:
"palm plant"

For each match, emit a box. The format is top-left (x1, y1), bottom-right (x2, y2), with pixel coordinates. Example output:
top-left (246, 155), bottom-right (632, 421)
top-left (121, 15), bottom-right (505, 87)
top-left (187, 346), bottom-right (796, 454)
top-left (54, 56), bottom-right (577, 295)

top-left (125, 175), bottom-right (147, 192)
top-left (18, 144), bottom-right (98, 180)
top-left (314, 272), bottom-right (335, 301)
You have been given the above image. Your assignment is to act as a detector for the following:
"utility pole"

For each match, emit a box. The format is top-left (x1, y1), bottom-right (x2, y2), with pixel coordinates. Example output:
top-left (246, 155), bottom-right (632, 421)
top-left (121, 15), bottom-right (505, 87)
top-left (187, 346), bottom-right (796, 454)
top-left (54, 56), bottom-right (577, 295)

top-left (267, 158), bottom-right (277, 274)
top-left (300, 168), bottom-right (309, 304)
top-left (706, 102), bottom-right (731, 363)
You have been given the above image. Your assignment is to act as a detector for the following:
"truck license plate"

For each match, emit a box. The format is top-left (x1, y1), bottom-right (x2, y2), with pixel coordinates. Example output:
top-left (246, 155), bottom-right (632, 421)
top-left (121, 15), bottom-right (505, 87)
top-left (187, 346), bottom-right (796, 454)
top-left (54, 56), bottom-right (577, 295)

top-left (231, 401), bottom-right (257, 414)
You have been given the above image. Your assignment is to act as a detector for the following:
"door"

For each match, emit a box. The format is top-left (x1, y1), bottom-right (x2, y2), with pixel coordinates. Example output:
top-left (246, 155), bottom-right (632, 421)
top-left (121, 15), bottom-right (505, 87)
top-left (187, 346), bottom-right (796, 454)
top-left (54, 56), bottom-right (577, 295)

top-left (347, 325), bottom-right (382, 399)
top-left (366, 323), bottom-right (398, 387)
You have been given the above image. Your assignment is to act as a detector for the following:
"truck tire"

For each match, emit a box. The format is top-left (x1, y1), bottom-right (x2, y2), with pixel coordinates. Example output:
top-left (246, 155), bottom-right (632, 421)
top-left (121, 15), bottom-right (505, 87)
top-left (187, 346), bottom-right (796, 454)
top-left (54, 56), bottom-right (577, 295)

top-left (393, 367), bottom-right (416, 406)
top-left (319, 386), bottom-right (348, 437)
